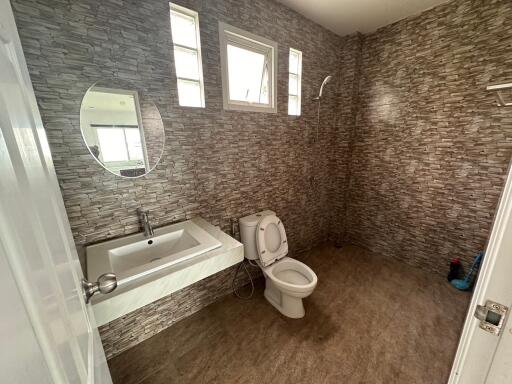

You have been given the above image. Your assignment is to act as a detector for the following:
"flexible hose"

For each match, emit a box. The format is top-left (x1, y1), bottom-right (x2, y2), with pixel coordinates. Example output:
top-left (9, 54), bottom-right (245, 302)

top-left (247, 259), bottom-right (259, 267)
top-left (230, 217), bottom-right (255, 299)
top-left (232, 259), bottom-right (255, 300)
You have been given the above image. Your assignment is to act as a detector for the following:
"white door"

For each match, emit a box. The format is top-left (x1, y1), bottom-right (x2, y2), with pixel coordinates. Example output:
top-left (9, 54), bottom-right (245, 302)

top-left (0, 1), bottom-right (112, 383)
top-left (449, 154), bottom-right (512, 383)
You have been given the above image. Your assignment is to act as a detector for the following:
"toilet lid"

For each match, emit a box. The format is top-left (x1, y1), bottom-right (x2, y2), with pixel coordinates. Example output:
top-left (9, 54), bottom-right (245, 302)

top-left (256, 215), bottom-right (288, 267)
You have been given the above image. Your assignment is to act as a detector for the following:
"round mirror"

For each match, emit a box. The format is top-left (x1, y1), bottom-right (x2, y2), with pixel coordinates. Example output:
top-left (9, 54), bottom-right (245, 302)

top-left (80, 80), bottom-right (165, 178)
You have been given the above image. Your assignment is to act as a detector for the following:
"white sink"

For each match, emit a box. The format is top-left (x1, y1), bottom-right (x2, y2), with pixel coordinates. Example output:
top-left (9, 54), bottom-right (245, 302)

top-left (87, 219), bottom-right (222, 286)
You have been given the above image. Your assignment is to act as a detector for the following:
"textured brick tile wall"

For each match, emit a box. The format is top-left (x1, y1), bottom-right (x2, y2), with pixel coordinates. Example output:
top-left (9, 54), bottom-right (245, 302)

top-left (344, 0), bottom-right (512, 274)
top-left (11, 0), bottom-right (356, 358)
top-left (329, 33), bottom-right (363, 244)
top-left (98, 263), bottom-right (249, 358)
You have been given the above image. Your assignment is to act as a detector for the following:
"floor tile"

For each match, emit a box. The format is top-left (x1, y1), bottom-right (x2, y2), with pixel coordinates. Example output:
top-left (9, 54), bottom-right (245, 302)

top-left (108, 244), bottom-right (471, 384)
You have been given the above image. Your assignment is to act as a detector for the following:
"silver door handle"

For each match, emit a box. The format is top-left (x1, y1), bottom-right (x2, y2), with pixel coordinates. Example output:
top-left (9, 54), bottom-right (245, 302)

top-left (82, 273), bottom-right (117, 303)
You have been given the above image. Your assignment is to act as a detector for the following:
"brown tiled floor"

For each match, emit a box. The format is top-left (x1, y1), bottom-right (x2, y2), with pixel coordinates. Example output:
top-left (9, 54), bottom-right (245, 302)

top-left (108, 245), bottom-right (470, 384)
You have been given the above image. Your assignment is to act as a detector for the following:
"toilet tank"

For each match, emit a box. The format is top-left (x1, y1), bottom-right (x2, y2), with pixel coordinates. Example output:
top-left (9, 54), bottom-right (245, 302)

top-left (239, 210), bottom-right (275, 260)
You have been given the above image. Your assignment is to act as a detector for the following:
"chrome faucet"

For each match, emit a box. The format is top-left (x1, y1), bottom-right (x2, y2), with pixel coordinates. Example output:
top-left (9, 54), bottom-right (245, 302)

top-left (138, 209), bottom-right (154, 238)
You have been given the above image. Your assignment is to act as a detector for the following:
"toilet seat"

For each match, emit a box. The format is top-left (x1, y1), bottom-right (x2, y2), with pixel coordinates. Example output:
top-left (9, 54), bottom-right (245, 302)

top-left (264, 257), bottom-right (318, 294)
top-left (256, 215), bottom-right (288, 267)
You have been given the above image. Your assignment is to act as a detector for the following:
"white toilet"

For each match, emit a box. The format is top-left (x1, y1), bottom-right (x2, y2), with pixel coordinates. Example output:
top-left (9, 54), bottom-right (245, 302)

top-left (239, 210), bottom-right (318, 318)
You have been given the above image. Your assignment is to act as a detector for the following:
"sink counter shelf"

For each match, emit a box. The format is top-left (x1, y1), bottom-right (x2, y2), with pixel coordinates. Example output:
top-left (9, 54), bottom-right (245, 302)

top-left (86, 217), bottom-right (243, 326)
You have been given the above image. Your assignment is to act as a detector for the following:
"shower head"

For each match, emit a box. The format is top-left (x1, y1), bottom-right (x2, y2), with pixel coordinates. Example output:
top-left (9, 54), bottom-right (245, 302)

top-left (314, 75), bottom-right (333, 100)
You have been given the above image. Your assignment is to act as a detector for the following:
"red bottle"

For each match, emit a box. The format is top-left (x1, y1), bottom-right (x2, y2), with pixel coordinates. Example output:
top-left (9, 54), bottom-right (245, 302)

top-left (448, 258), bottom-right (462, 282)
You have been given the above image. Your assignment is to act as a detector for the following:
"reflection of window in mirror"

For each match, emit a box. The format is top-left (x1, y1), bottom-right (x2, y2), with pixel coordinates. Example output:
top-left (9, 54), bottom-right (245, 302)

top-left (81, 87), bottom-right (149, 176)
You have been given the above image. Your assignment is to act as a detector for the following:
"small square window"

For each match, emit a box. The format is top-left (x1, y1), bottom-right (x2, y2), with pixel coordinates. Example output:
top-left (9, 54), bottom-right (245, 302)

top-left (288, 48), bottom-right (302, 116)
top-left (176, 79), bottom-right (203, 108)
top-left (170, 11), bottom-right (197, 48)
top-left (288, 95), bottom-right (299, 116)
top-left (173, 47), bottom-right (201, 80)
top-left (219, 22), bottom-right (277, 113)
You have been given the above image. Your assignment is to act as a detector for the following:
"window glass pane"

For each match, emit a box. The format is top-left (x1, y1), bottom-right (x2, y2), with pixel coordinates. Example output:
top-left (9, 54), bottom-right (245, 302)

top-left (289, 51), bottom-right (299, 74)
top-left (124, 128), bottom-right (144, 161)
top-left (170, 11), bottom-right (197, 48)
top-left (174, 47), bottom-right (200, 80)
top-left (97, 128), bottom-right (128, 162)
top-left (227, 44), bottom-right (268, 104)
top-left (288, 95), bottom-right (299, 116)
top-left (177, 79), bottom-right (202, 107)
top-left (260, 62), bottom-right (269, 104)
top-left (289, 74), bottom-right (298, 96)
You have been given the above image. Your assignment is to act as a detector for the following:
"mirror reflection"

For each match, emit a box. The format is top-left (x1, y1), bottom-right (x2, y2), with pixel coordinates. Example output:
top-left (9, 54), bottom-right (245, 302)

top-left (80, 82), bottom-right (164, 177)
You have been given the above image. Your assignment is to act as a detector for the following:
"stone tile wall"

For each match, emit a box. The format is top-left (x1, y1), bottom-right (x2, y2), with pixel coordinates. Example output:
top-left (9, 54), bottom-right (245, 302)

top-left (98, 262), bottom-right (249, 358)
top-left (329, 33), bottom-right (363, 245)
top-left (343, 0), bottom-right (512, 274)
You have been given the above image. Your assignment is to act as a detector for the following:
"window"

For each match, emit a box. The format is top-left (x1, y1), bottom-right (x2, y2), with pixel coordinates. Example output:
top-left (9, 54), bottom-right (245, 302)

top-left (170, 3), bottom-right (205, 108)
top-left (219, 22), bottom-right (277, 113)
top-left (288, 48), bottom-right (302, 116)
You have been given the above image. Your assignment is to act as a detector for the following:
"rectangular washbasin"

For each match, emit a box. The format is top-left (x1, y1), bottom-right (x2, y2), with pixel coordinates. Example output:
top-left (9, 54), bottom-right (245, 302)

top-left (87, 219), bottom-right (222, 286)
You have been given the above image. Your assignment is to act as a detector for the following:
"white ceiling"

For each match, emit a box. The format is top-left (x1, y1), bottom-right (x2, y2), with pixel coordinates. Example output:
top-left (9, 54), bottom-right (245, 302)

top-left (276, 0), bottom-right (450, 36)
top-left (82, 91), bottom-right (136, 113)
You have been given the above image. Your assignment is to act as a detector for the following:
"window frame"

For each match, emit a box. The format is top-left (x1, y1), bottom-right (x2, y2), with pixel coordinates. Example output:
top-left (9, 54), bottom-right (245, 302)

top-left (218, 22), bottom-right (277, 113)
top-left (170, 3), bottom-right (206, 108)
top-left (288, 48), bottom-right (302, 116)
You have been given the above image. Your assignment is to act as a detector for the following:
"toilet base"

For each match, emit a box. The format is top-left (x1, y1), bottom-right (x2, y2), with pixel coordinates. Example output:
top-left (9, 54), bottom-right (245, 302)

top-left (264, 278), bottom-right (305, 319)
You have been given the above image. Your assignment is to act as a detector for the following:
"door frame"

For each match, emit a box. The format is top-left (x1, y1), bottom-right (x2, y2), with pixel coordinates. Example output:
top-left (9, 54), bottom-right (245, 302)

top-left (0, 0), bottom-right (111, 382)
top-left (449, 157), bottom-right (512, 383)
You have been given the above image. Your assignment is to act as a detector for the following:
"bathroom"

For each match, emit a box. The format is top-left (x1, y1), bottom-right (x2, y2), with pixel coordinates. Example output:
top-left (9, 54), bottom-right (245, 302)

top-left (1, 0), bottom-right (512, 383)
